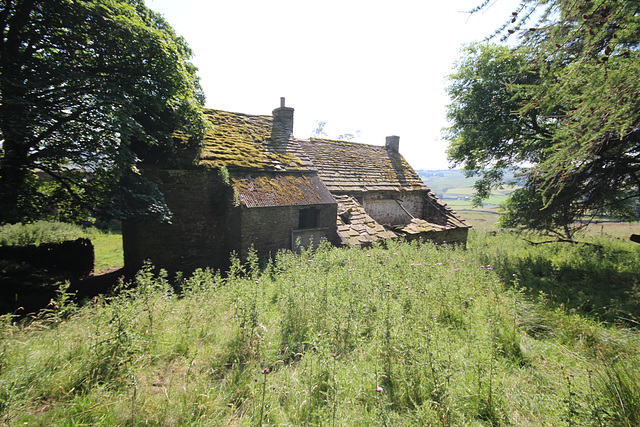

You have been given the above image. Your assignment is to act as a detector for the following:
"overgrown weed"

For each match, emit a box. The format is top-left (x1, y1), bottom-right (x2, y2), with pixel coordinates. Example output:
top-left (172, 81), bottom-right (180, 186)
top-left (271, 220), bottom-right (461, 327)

top-left (0, 229), bottom-right (638, 425)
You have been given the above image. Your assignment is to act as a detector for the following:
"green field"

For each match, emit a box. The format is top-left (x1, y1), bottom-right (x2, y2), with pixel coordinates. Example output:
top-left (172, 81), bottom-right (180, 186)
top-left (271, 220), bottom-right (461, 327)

top-left (417, 169), bottom-right (516, 209)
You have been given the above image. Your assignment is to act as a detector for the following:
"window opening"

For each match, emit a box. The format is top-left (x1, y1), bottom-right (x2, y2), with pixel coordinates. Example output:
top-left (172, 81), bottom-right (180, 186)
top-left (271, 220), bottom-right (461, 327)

top-left (298, 207), bottom-right (319, 229)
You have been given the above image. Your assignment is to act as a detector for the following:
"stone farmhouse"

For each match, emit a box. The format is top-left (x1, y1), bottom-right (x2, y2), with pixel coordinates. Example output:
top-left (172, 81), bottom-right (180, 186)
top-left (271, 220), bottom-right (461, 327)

top-left (122, 99), bottom-right (469, 273)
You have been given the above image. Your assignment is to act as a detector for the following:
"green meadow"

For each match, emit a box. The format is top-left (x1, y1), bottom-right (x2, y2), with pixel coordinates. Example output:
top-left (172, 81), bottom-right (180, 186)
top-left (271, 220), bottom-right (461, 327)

top-left (1, 222), bottom-right (639, 425)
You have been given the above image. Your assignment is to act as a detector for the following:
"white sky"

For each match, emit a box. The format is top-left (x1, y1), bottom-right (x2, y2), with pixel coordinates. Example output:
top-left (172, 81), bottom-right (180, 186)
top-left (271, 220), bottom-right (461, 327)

top-left (147, 0), bottom-right (518, 170)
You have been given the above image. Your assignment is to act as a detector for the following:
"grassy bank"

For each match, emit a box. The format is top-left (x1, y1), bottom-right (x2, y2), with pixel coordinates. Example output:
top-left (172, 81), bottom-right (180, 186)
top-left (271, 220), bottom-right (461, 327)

top-left (0, 221), bottom-right (124, 273)
top-left (1, 229), bottom-right (639, 425)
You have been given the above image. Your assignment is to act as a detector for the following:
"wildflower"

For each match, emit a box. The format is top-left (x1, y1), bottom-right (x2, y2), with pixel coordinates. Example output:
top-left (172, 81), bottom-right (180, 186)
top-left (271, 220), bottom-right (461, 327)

top-left (262, 368), bottom-right (270, 375)
top-left (376, 386), bottom-right (383, 393)
top-left (469, 297), bottom-right (474, 301)
top-left (513, 273), bottom-right (517, 277)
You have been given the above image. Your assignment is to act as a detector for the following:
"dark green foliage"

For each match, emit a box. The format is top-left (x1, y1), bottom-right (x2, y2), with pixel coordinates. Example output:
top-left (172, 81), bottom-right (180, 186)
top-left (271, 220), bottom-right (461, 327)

top-left (446, 1), bottom-right (640, 238)
top-left (0, 0), bottom-right (209, 224)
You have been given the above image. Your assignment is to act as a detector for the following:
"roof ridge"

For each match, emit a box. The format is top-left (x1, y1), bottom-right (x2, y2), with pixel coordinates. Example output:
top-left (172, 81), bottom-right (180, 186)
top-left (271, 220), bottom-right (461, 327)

top-left (306, 137), bottom-right (385, 149)
top-left (204, 108), bottom-right (272, 120)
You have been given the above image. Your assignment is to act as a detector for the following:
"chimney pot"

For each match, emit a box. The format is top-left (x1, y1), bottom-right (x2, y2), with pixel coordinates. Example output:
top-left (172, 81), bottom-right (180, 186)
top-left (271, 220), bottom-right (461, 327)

top-left (385, 135), bottom-right (400, 152)
top-left (280, 97), bottom-right (286, 108)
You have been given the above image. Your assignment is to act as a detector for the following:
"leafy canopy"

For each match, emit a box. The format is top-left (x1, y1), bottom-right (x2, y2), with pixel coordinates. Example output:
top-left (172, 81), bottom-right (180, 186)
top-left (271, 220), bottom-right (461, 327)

top-left (0, 0), bottom-right (209, 223)
top-left (445, 0), bottom-right (640, 238)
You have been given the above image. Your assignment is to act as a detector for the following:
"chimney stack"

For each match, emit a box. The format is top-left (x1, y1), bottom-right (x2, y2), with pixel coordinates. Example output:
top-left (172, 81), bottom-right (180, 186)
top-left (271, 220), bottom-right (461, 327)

top-left (271, 97), bottom-right (294, 144)
top-left (385, 135), bottom-right (399, 152)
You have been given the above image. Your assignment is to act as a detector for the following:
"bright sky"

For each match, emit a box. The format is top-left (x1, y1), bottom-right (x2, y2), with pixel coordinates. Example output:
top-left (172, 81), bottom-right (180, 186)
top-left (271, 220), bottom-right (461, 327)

top-left (147, 0), bottom-right (518, 170)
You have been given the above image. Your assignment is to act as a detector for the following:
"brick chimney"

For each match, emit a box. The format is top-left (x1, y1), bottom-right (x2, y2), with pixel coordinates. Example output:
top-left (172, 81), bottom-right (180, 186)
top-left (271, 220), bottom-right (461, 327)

top-left (385, 135), bottom-right (399, 152)
top-left (271, 97), bottom-right (294, 144)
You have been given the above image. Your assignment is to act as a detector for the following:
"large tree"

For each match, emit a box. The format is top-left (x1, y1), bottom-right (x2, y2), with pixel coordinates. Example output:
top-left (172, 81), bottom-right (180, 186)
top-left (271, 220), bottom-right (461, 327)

top-left (445, 0), bottom-right (640, 238)
top-left (0, 0), bottom-right (209, 223)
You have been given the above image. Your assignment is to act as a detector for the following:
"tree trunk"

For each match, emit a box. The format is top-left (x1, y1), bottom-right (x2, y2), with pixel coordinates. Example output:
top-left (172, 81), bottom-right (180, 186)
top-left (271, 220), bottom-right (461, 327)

top-left (0, 70), bottom-right (31, 223)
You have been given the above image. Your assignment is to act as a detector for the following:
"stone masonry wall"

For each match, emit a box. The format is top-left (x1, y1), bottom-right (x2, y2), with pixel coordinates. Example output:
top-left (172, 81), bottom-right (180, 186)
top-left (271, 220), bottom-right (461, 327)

top-left (404, 226), bottom-right (469, 247)
top-left (238, 203), bottom-right (337, 259)
top-left (360, 191), bottom-right (425, 225)
top-left (122, 168), bottom-right (233, 274)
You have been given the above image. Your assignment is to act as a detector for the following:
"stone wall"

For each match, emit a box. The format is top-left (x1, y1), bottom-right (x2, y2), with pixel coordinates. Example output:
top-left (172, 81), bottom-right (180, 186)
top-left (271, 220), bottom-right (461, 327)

top-left (123, 167), bottom-right (339, 273)
top-left (403, 225), bottom-right (469, 247)
top-left (122, 167), bottom-right (233, 274)
top-left (359, 191), bottom-right (425, 225)
top-left (238, 203), bottom-right (337, 259)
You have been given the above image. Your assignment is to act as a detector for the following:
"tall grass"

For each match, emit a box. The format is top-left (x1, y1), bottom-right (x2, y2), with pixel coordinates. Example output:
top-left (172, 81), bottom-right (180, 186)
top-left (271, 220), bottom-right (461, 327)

top-left (0, 230), bottom-right (638, 425)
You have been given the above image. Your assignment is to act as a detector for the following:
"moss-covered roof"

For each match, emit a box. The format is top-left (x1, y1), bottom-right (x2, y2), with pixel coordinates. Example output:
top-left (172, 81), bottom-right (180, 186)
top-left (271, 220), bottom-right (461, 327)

top-left (198, 109), bottom-right (309, 171)
top-left (232, 173), bottom-right (335, 208)
top-left (299, 138), bottom-right (427, 193)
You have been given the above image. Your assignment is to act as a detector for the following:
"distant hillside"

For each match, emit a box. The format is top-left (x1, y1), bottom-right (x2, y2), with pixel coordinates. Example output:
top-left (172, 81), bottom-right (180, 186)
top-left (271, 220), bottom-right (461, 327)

top-left (416, 169), bottom-right (516, 205)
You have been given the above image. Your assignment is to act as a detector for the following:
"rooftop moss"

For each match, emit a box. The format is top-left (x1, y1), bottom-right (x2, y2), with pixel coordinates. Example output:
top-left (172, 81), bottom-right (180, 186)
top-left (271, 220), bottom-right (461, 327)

top-left (232, 174), bottom-right (335, 207)
top-left (198, 109), bottom-right (305, 171)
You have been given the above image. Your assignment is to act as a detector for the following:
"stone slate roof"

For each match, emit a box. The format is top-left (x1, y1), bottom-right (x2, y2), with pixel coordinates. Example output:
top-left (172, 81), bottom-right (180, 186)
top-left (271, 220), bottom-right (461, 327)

top-left (199, 109), bottom-right (311, 171)
top-left (197, 108), bottom-right (468, 232)
top-left (422, 196), bottom-right (470, 229)
top-left (335, 195), bottom-right (469, 245)
top-left (198, 110), bottom-right (429, 196)
top-left (231, 173), bottom-right (335, 208)
top-left (335, 195), bottom-right (397, 245)
top-left (298, 138), bottom-right (427, 193)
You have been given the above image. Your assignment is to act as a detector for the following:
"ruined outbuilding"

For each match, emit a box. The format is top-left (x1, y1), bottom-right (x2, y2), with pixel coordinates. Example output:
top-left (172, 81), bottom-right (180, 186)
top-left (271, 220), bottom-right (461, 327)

top-left (123, 99), bottom-right (469, 273)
